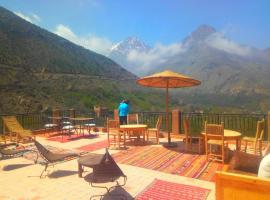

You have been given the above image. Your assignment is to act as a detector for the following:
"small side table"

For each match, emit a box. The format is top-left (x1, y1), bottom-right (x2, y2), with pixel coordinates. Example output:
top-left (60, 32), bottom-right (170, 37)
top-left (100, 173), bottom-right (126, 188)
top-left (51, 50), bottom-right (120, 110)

top-left (77, 153), bottom-right (104, 178)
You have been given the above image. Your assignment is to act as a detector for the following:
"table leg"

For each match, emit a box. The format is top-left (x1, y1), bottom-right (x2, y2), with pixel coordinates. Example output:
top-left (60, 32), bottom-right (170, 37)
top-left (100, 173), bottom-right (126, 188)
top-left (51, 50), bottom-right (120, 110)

top-left (78, 163), bottom-right (83, 178)
top-left (236, 139), bottom-right (240, 151)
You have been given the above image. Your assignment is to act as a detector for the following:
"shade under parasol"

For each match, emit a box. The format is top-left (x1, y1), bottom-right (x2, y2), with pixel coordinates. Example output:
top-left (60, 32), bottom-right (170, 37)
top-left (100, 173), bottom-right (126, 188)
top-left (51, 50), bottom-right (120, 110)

top-left (136, 70), bottom-right (201, 146)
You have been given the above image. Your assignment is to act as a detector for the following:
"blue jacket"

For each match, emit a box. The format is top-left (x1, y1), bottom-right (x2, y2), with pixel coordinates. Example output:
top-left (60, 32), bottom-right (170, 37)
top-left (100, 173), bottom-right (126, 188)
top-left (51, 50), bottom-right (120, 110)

top-left (118, 102), bottom-right (129, 116)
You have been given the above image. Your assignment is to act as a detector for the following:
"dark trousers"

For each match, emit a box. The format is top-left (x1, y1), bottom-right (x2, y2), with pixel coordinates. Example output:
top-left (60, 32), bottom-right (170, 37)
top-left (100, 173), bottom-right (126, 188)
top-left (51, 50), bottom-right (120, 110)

top-left (119, 116), bottom-right (127, 125)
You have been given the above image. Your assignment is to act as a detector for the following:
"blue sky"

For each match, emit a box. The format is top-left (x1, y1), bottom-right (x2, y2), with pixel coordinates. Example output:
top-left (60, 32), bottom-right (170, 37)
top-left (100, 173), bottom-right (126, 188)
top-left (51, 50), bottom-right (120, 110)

top-left (0, 0), bottom-right (270, 54)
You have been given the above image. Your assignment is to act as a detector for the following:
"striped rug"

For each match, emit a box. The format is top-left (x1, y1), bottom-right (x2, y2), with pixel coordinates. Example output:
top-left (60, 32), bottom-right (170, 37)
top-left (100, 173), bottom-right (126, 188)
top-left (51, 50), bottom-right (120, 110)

top-left (136, 179), bottom-right (210, 200)
top-left (113, 146), bottom-right (223, 182)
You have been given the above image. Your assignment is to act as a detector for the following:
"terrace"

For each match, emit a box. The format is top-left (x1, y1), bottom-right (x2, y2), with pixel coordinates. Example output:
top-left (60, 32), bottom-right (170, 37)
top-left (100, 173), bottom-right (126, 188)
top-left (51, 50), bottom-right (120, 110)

top-left (0, 109), bottom-right (269, 200)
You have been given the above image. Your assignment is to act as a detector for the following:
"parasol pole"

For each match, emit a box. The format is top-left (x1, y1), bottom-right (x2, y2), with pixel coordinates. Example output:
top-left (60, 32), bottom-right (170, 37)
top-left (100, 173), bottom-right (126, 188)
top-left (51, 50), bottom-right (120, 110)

top-left (166, 79), bottom-right (170, 144)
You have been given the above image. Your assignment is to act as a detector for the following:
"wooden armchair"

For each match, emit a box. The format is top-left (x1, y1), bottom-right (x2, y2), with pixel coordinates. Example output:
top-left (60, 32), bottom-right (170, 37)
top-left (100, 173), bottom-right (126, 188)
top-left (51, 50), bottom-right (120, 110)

top-left (182, 118), bottom-right (204, 153)
top-left (107, 118), bottom-right (126, 149)
top-left (241, 119), bottom-right (265, 156)
top-left (147, 115), bottom-right (162, 144)
top-left (204, 121), bottom-right (227, 164)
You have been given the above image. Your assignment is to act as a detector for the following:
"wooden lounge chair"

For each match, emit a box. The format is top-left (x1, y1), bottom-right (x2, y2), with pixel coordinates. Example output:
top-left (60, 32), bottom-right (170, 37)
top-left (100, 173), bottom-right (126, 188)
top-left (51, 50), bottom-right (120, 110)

top-left (34, 140), bottom-right (79, 178)
top-left (2, 116), bottom-right (35, 143)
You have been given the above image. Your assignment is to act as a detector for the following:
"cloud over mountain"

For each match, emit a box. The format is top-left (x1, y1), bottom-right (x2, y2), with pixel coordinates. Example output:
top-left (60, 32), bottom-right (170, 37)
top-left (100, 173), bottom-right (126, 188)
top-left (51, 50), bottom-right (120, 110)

top-left (53, 24), bottom-right (113, 55)
top-left (206, 32), bottom-right (252, 56)
top-left (14, 11), bottom-right (41, 24)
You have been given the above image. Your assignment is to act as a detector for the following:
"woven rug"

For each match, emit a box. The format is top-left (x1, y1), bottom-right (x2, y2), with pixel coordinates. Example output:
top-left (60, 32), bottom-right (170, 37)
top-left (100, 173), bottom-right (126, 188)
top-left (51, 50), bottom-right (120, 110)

top-left (113, 146), bottom-right (223, 182)
top-left (76, 139), bottom-right (109, 152)
top-left (46, 134), bottom-right (97, 143)
top-left (136, 179), bottom-right (210, 200)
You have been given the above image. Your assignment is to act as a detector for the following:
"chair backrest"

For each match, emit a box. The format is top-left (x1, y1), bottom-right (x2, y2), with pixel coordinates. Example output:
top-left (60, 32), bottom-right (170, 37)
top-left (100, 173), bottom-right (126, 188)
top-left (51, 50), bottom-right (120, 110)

top-left (107, 118), bottom-right (120, 134)
top-left (204, 121), bottom-right (224, 139)
top-left (127, 114), bottom-right (139, 124)
top-left (2, 116), bottom-right (24, 132)
top-left (34, 140), bottom-right (51, 162)
top-left (183, 118), bottom-right (190, 138)
top-left (156, 115), bottom-right (162, 130)
top-left (255, 119), bottom-right (265, 140)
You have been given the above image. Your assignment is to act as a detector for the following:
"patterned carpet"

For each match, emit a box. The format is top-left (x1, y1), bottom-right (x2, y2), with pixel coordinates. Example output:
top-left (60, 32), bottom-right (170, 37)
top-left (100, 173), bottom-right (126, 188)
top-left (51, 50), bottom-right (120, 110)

top-left (76, 139), bottom-right (109, 152)
top-left (136, 179), bottom-right (210, 200)
top-left (113, 146), bottom-right (223, 182)
top-left (46, 133), bottom-right (98, 143)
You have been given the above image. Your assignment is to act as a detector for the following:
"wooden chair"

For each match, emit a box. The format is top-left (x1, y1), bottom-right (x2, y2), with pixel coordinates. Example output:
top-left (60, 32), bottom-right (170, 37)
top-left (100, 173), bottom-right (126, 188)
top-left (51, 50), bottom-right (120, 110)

top-left (107, 118), bottom-right (126, 149)
top-left (147, 115), bottom-right (162, 144)
top-left (183, 118), bottom-right (204, 153)
top-left (241, 119), bottom-right (265, 156)
top-left (204, 121), bottom-right (227, 164)
top-left (2, 116), bottom-right (35, 143)
top-left (127, 113), bottom-right (139, 124)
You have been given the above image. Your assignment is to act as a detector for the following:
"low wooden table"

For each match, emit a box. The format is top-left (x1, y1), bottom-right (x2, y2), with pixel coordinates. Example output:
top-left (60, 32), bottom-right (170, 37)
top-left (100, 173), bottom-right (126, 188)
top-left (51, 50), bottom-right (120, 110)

top-left (77, 153), bottom-right (103, 178)
top-left (202, 129), bottom-right (242, 150)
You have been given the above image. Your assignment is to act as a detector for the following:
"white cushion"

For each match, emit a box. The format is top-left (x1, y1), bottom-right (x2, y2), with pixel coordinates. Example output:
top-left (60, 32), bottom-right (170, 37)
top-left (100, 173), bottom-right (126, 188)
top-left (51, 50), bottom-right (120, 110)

top-left (62, 125), bottom-right (74, 130)
top-left (62, 121), bottom-right (71, 125)
top-left (258, 153), bottom-right (270, 178)
top-left (84, 123), bottom-right (96, 127)
top-left (44, 124), bottom-right (58, 128)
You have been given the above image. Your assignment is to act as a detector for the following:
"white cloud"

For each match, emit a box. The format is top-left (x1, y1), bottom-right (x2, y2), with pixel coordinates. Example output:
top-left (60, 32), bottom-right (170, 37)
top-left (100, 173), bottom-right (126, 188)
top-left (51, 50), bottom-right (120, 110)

top-left (127, 42), bottom-right (185, 72)
top-left (206, 32), bottom-right (251, 56)
top-left (14, 12), bottom-right (41, 24)
top-left (53, 24), bottom-right (113, 55)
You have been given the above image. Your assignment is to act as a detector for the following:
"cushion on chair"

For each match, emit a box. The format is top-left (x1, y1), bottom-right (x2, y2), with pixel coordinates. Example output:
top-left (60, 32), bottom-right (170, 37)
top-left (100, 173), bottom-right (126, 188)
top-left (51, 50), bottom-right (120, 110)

top-left (229, 151), bottom-right (262, 174)
top-left (242, 136), bottom-right (256, 142)
top-left (62, 125), bottom-right (74, 130)
top-left (44, 124), bottom-right (58, 128)
top-left (207, 139), bottom-right (224, 145)
top-left (258, 153), bottom-right (270, 178)
top-left (84, 123), bottom-right (96, 127)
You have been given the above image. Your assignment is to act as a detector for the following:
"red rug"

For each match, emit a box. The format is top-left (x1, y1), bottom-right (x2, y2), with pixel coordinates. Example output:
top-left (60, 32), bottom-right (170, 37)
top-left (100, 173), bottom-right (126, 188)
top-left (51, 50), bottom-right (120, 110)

top-left (136, 179), bottom-right (210, 200)
top-left (76, 139), bottom-right (109, 152)
top-left (113, 146), bottom-right (223, 182)
top-left (47, 134), bottom-right (97, 143)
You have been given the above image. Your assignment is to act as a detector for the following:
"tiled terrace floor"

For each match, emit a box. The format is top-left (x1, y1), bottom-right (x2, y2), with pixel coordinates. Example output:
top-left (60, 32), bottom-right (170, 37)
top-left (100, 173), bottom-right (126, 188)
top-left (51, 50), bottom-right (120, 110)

top-left (0, 133), bottom-right (215, 200)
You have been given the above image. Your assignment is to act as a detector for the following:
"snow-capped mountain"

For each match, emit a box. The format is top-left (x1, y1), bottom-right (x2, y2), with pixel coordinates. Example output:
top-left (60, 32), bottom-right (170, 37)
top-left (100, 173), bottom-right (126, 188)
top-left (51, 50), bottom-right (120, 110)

top-left (110, 36), bottom-right (150, 55)
top-left (109, 37), bottom-right (150, 75)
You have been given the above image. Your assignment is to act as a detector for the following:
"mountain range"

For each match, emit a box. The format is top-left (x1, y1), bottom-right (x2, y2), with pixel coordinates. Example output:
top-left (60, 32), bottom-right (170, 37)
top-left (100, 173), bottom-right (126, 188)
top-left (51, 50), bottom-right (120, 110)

top-left (108, 26), bottom-right (270, 112)
top-left (0, 6), bottom-right (165, 114)
top-left (1, 5), bottom-right (270, 114)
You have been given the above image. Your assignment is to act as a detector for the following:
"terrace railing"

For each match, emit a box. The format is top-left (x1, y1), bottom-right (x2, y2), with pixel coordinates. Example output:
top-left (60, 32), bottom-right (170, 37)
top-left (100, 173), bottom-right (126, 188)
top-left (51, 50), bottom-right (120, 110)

top-left (0, 110), bottom-right (268, 141)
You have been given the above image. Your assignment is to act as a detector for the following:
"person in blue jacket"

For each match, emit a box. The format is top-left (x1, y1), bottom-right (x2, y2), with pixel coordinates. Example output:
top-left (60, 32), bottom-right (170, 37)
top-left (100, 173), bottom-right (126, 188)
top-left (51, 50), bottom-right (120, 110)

top-left (118, 99), bottom-right (130, 125)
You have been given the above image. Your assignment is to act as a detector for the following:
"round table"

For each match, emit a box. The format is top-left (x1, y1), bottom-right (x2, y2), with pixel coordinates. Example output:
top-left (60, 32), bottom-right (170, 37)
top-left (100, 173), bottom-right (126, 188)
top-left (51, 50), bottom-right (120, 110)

top-left (120, 124), bottom-right (148, 143)
top-left (201, 129), bottom-right (242, 150)
top-left (69, 117), bottom-right (94, 135)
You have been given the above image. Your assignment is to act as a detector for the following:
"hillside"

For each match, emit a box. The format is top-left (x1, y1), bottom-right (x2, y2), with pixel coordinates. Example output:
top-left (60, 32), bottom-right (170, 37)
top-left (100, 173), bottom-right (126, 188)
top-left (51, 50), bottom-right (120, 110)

top-left (0, 6), bottom-right (165, 114)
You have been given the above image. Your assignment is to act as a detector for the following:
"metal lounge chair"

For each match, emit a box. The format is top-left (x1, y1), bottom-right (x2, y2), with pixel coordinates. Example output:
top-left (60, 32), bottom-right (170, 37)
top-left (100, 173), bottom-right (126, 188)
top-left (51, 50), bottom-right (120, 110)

top-left (0, 142), bottom-right (37, 160)
top-left (83, 148), bottom-right (127, 200)
top-left (34, 140), bottom-right (79, 178)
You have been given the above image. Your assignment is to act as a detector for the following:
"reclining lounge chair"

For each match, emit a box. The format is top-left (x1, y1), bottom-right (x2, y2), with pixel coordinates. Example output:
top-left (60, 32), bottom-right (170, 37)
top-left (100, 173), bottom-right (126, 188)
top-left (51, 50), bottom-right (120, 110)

top-left (2, 116), bottom-right (35, 143)
top-left (34, 140), bottom-right (79, 178)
